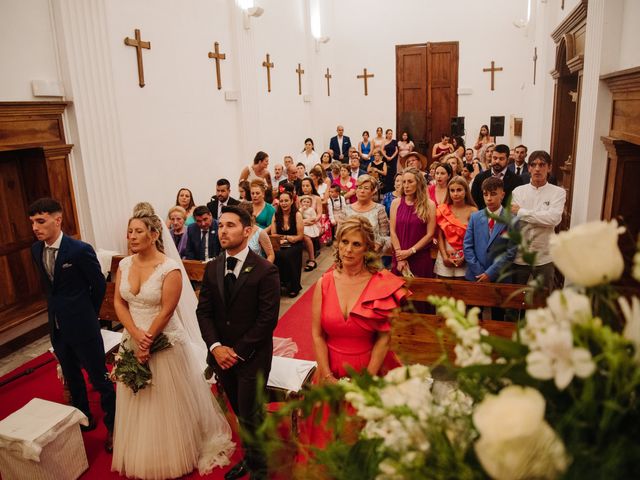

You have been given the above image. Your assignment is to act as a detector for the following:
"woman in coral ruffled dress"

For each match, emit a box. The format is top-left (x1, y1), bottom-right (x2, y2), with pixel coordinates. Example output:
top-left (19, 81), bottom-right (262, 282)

top-left (312, 216), bottom-right (408, 382)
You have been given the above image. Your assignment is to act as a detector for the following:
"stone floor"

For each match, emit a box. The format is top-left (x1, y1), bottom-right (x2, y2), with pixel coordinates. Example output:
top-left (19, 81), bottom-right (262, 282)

top-left (0, 247), bottom-right (335, 378)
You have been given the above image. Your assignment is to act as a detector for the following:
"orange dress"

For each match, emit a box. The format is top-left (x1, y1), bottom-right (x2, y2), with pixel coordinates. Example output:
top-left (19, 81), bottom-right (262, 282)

top-left (321, 269), bottom-right (407, 378)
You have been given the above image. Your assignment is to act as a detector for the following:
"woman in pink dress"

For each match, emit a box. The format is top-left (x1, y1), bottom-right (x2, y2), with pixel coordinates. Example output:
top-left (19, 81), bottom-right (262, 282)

top-left (427, 161), bottom-right (453, 206)
top-left (312, 216), bottom-right (408, 382)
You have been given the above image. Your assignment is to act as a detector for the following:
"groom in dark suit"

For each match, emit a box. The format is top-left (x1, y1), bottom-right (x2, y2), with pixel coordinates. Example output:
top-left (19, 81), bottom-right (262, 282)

top-left (28, 198), bottom-right (115, 452)
top-left (197, 205), bottom-right (280, 480)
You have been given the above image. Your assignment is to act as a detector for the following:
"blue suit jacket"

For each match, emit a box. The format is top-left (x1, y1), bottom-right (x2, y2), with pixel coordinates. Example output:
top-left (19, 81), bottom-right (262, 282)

top-left (183, 221), bottom-right (220, 260)
top-left (31, 235), bottom-right (106, 344)
top-left (463, 209), bottom-right (517, 282)
top-left (329, 135), bottom-right (352, 162)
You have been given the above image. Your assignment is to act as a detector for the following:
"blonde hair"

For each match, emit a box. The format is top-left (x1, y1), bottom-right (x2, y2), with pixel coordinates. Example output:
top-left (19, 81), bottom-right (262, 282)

top-left (299, 195), bottom-right (313, 206)
top-left (444, 176), bottom-right (477, 207)
top-left (444, 153), bottom-right (463, 175)
top-left (334, 216), bottom-right (381, 273)
top-left (356, 174), bottom-right (378, 192)
top-left (401, 168), bottom-right (431, 223)
top-left (129, 203), bottom-right (164, 253)
top-left (167, 206), bottom-right (187, 219)
top-left (250, 179), bottom-right (267, 191)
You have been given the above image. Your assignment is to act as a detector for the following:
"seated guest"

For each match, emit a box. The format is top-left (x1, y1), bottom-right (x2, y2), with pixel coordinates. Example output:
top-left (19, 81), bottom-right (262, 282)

top-left (428, 162), bottom-right (453, 206)
top-left (174, 188), bottom-right (196, 226)
top-left (342, 175), bottom-right (390, 253)
top-left (279, 163), bottom-right (302, 194)
top-left (368, 149), bottom-right (387, 191)
top-left (270, 190), bottom-right (304, 297)
top-left (444, 153), bottom-right (464, 176)
top-left (471, 144), bottom-right (524, 210)
top-left (464, 148), bottom-right (475, 166)
top-left (434, 176), bottom-right (477, 279)
top-left (309, 166), bottom-right (331, 203)
top-left (296, 162), bottom-right (307, 180)
top-left (250, 179), bottom-right (276, 230)
top-left (239, 202), bottom-right (275, 263)
top-left (463, 177), bottom-right (517, 284)
top-left (319, 151), bottom-right (333, 175)
top-left (327, 184), bottom-right (346, 238)
top-left (510, 150), bottom-right (566, 291)
top-left (462, 163), bottom-right (475, 188)
top-left (333, 164), bottom-right (357, 204)
top-left (183, 205), bottom-right (220, 261)
top-left (167, 206), bottom-right (189, 256)
top-left (273, 163), bottom-right (287, 186)
top-left (452, 136), bottom-right (465, 159)
top-left (299, 176), bottom-right (326, 253)
top-left (206, 178), bottom-right (240, 220)
top-left (349, 148), bottom-right (368, 180)
top-left (329, 124), bottom-right (351, 162)
top-left (312, 216), bottom-right (408, 382)
top-left (300, 195), bottom-right (321, 272)
top-left (283, 155), bottom-right (294, 170)
top-left (390, 168), bottom-right (436, 278)
top-left (328, 161), bottom-right (341, 183)
top-left (237, 180), bottom-right (251, 203)
top-left (382, 173), bottom-right (403, 217)
top-left (298, 138), bottom-right (320, 173)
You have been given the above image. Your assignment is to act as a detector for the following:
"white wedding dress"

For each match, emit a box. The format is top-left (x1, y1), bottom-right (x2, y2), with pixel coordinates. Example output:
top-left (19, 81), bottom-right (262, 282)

top-left (111, 255), bottom-right (235, 479)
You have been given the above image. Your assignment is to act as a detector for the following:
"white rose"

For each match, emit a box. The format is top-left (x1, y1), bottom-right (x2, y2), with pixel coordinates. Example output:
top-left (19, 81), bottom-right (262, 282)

top-left (546, 288), bottom-right (592, 325)
top-left (473, 386), bottom-right (568, 479)
top-left (549, 220), bottom-right (625, 287)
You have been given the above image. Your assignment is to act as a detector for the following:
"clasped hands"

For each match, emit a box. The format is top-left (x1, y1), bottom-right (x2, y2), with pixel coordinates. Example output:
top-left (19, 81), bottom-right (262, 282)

top-left (212, 345), bottom-right (240, 370)
top-left (133, 328), bottom-right (153, 363)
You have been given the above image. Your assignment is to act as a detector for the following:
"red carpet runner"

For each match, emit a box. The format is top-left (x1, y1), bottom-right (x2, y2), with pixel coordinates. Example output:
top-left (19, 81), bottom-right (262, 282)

top-left (0, 286), bottom-right (316, 479)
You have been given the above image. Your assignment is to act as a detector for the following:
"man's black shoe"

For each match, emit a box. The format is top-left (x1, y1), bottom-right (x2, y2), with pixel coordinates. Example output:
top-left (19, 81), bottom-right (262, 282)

top-left (224, 460), bottom-right (248, 480)
top-left (80, 417), bottom-right (97, 432)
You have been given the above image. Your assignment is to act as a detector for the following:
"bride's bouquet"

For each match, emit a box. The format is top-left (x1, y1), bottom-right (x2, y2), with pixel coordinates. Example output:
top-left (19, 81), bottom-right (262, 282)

top-left (109, 333), bottom-right (173, 394)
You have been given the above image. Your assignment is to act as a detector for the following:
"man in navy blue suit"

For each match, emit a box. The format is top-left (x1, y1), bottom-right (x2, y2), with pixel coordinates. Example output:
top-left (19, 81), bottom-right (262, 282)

top-left (28, 198), bottom-right (115, 452)
top-left (329, 124), bottom-right (351, 163)
top-left (183, 205), bottom-right (220, 260)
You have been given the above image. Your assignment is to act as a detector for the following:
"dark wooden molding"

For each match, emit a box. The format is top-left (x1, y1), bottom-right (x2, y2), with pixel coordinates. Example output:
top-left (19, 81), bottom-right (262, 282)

top-left (551, 0), bottom-right (588, 43)
top-left (0, 101), bottom-right (68, 117)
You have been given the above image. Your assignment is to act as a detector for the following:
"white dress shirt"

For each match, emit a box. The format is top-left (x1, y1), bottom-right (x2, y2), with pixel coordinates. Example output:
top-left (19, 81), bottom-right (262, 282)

top-left (511, 182), bottom-right (566, 266)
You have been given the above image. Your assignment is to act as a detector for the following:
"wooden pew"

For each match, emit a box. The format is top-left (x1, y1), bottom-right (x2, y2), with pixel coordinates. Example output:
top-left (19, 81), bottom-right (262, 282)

top-left (391, 277), bottom-right (548, 366)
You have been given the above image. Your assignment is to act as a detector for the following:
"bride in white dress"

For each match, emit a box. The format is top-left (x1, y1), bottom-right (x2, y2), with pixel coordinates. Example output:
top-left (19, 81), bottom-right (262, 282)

top-left (111, 205), bottom-right (234, 479)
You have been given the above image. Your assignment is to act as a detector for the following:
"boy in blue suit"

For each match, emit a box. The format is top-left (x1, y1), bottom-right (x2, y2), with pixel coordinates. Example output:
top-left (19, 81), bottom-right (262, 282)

top-left (29, 198), bottom-right (115, 452)
top-left (464, 178), bottom-right (517, 318)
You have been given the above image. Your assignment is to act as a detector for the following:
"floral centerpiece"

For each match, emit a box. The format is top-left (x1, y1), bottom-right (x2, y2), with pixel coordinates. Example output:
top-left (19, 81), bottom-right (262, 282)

top-left (261, 220), bottom-right (640, 479)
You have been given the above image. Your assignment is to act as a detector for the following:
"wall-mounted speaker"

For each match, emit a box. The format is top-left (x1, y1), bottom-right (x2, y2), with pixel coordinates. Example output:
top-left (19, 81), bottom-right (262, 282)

top-left (489, 116), bottom-right (505, 137)
top-left (450, 117), bottom-right (465, 137)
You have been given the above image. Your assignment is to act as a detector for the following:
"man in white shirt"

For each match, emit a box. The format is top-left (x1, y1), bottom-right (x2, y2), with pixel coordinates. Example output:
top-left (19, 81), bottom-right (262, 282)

top-left (510, 150), bottom-right (566, 290)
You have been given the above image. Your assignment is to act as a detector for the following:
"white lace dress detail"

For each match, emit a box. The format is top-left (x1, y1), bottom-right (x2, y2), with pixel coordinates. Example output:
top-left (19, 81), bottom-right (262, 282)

top-left (111, 255), bottom-right (234, 480)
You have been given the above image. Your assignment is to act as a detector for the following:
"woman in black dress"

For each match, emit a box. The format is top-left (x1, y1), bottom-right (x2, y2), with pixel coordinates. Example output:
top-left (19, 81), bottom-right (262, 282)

top-left (270, 190), bottom-right (304, 297)
top-left (382, 129), bottom-right (399, 194)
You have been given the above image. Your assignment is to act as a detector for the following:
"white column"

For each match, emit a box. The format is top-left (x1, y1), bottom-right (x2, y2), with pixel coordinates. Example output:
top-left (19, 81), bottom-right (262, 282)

top-left (50, 0), bottom-right (130, 252)
top-left (228, 0), bottom-right (260, 165)
top-left (570, 0), bottom-right (623, 224)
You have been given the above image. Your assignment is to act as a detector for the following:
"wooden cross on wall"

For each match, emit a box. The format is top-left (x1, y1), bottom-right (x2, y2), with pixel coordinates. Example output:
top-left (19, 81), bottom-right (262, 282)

top-left (357, 68), bottom-right (374, 96)
top-left (533, 47), bottom-right (538, 85)
top-left (262, 53), bottom-right (274, 93)
top-left (482, 61), bottom-right (503, 91)
top-left (124, 29), bottom-right (151, 88)
top-left (208, 42), bottom-right (226, 90)
top-left (324, 68), bottom-right (332, 96)
top-left (295, 63), bottom-right (305, 95)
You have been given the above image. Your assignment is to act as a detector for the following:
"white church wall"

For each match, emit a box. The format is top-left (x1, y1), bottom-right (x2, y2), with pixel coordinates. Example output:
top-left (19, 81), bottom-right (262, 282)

top-left (313, 0), bottom-right (531, 153)
top-left (0, 0), bottom-right (61, 100)
top-left (618, 0), bottom-right (640, 71)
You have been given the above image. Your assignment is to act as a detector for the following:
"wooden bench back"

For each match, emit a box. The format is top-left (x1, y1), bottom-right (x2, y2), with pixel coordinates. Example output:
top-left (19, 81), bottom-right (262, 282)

top-left (390, 312), bottom-right (516, 365)
top-left (404, 277), bottom-right (547, 310)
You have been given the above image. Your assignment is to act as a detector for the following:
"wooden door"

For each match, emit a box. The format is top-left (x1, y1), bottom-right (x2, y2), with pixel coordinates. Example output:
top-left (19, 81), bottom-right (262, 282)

top-left (396, 42), bottom-right (458, 160)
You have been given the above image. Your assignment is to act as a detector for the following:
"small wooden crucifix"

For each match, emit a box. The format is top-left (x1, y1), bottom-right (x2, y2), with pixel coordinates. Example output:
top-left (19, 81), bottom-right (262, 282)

top-left (295, 63), bottom-right (305, 95)
top-left (482, 61), bottom-right (503, 91)
top-left (324, 68), bottom-right (332, 96)
top-left (532, 47), bottom-right (538, 85)
top-left (262, 53), bottom-right (274, 93)
top-left (124, 29), bottom-right (151, 88)
top-left (207, 42), bottom-right (226, 90)
top-left (357, 68), bottom-right (374, 96)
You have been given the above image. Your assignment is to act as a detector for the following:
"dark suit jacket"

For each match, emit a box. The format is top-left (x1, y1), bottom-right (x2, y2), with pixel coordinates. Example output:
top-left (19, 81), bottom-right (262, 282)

top-left (31, 235), bottom-right (106, 344)
top-left (279, 178), bottom-right (303, 196)
top-left (183, 222), bottom-right (220, 260)
top-left (463, 209), bottom-right (517, 282)
top-left (196, 250), bottom-right (280, 371)
top-left (471, 169), bottom-right (524, 210)
top-left (329, 135), bottom-right (352, 162)
top-left (206, 196), bottom-right (241, 220)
